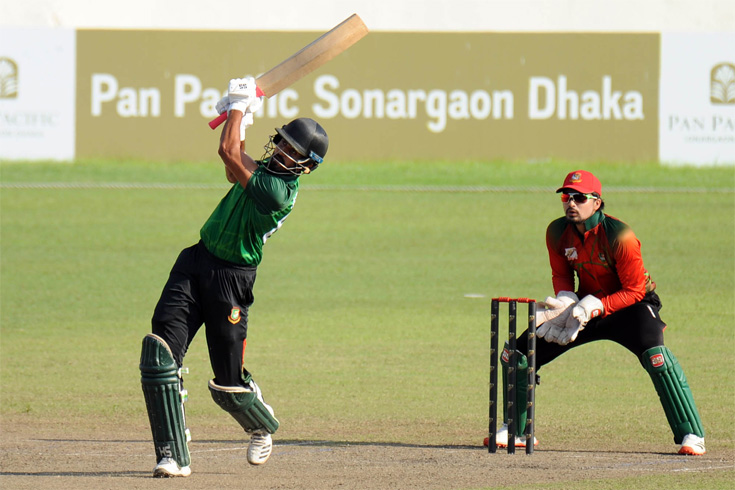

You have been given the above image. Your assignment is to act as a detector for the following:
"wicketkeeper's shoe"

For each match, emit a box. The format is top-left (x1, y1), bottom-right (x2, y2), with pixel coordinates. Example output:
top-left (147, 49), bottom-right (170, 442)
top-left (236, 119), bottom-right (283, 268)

top-left (483, 423), bottom-right (539, 448)
top-left (678, 434), bottom-right (706, 455)
top-left (247, 430), bottom-right (273, 465)
top-left (153, 457), bottom-right (191, 478)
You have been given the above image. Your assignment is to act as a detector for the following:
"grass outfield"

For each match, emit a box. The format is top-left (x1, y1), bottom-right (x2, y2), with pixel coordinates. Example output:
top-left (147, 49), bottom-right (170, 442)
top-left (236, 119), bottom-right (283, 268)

top-left (1, 159), bottom-right (734, 489)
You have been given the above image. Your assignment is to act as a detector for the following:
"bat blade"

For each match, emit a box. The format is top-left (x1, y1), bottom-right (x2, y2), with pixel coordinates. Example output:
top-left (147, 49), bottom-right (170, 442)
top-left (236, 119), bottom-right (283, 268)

top-left (209, 14), bottom-right (368, 129)
top-left (256, 14), bottom-right (368, 97)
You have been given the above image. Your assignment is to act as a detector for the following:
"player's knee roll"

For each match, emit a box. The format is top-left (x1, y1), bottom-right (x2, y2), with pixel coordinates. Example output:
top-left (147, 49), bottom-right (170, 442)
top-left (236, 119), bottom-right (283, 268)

top-left (209, 379), bottom-right (280, 434)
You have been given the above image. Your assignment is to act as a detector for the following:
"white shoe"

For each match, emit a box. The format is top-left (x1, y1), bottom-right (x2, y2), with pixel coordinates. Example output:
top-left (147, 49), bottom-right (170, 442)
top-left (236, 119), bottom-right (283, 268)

top-left (486, 423), bottom-right (538, 448)
top-left (247, 431), bottom-right (273, 465)
top-left (678, 434), bottom-right (706, 455)
top-left (153, 457), bottom-right (191, 477)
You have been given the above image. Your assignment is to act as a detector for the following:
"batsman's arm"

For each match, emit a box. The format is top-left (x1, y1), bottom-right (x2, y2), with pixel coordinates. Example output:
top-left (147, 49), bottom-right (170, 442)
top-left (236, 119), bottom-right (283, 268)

top-left (218, 111), bottom-right (258, 188)
top-left (225, 165), bottom-right (238, 184)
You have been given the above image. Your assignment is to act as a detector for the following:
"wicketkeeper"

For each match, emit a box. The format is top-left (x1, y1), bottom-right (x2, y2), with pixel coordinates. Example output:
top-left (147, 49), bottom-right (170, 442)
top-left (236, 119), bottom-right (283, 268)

top-left (491, 170), bottom-right (706, 455)
top-left (139, 77), bottom-right (329, 477)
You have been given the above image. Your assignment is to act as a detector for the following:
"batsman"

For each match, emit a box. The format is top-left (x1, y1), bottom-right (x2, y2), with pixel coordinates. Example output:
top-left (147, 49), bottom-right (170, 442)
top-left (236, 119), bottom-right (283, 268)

top-left (491, 170), bottom-right (706, 455)
top-left (139, 76), bottom-right (329, 477)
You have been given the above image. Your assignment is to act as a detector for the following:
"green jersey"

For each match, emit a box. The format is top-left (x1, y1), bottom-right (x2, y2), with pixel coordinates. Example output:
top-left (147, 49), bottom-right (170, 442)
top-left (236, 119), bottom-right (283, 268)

top-left (200, 166), bottom-right (299, 266)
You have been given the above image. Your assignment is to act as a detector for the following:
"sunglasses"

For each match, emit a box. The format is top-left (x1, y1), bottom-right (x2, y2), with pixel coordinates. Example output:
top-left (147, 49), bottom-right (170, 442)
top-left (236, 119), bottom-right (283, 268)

top-left (561, 192), bottom-right (599, 204)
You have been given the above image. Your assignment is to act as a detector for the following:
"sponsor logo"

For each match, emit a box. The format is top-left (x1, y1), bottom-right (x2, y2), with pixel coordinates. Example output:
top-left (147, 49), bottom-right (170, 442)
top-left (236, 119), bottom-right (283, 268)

top-left (156, 444), bottom-right (173, 459)
top-left (665, 61), bottom-right (735, 142)
top-left (650, 353), bottom-right (665, 368)
top-left (501, 347), bottom-right (510, 363)
top-left (710, 63), bottom-right (735, 105)
top-left (88, 73), bottom-right (648, 133)
top-left (228, 307), bottom-right (241, 324)
top-left (0, 57), bottom-right (18, 99)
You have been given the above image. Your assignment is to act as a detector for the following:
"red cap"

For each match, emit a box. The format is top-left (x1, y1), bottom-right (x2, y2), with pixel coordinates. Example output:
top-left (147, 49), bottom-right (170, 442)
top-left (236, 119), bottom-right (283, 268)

top-left (556, 170), bottom-right (602, 195)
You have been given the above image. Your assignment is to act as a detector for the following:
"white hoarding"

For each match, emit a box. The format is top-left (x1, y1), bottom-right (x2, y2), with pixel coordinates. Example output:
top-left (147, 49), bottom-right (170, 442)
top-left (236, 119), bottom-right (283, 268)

top-left (659, 33), bottom-right (735, 166)
top-left (0, 27), bottom-right (76, 160)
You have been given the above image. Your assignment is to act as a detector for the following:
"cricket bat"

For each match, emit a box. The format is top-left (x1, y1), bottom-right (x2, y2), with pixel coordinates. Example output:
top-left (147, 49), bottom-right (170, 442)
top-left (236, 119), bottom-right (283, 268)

top-left (209, 13), bottom-right (368, 129)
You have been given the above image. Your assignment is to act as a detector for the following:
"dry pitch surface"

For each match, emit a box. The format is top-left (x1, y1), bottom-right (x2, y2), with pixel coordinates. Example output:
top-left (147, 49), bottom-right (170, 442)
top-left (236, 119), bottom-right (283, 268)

top-left (1, 420), bottom-right (732, 490)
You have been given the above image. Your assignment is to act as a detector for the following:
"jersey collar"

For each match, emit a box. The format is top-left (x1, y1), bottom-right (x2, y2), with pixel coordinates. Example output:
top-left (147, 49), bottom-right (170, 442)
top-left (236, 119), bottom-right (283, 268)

top-left (582, 209), bottom-right (605, 231)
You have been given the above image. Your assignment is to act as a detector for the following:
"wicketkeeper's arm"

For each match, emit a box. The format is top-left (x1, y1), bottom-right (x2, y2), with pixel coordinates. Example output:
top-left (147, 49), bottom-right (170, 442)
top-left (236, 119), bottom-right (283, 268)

top-left (546, 226), bottom-right (576, 294)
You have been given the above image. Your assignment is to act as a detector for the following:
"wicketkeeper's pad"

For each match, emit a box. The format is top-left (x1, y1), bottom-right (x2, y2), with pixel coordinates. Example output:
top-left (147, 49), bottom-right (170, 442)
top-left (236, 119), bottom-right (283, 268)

top-left (643, 346), bottom-right (705, 443)
top-left (209, 379), bottom-right (280, 434)
top-left (140, 333), bottom-right (191, 467)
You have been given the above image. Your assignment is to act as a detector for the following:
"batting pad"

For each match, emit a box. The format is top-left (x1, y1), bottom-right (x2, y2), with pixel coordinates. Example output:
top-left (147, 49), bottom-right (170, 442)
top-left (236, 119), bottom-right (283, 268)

top-left (140, 333), bottom-right (191, 467)
top-left (209, 379), bottom-right (280, 434)
top-left (501, 343), bottom-right (529, 437)
top-left (643, 346), bottom-right (705, 443)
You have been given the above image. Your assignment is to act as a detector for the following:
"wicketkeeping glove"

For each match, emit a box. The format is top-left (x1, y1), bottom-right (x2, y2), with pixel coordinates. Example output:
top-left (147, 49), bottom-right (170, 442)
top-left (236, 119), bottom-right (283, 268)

top-left (538, 315), bottom-right (567, 344)
top-left (571, 294), bottom-right (604, 327)
top-left (555, 315), bottom-right (584, 345)
top-left (536, 291), bottom-right (578, 338)
top-left (549, 295), bottom-right (603, 346)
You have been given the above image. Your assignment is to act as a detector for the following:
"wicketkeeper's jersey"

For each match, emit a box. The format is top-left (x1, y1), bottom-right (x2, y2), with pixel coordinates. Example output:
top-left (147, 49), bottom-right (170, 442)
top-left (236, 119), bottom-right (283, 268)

top-left (545, 210), bottom-right (653, 316)
top-left (200, 165), bottom-right (299, 266)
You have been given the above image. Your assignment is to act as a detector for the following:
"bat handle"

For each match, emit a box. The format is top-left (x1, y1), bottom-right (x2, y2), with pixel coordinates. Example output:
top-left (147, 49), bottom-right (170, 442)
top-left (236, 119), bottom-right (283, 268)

top-left (208, 113), bottom-right (227, 129)
top-left (208, 86), bottom-right (266, 130)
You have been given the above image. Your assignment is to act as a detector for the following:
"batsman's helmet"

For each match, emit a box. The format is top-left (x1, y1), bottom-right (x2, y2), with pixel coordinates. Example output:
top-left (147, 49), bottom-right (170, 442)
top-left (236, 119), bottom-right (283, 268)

top-left (271, 118), bottom-right (328, 174)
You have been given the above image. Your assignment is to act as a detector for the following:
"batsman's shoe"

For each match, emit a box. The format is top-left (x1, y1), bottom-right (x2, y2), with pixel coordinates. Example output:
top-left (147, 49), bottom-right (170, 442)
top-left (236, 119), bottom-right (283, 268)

top-left (153, 457), bottom-right (191, 478)
top-left (678, 434), bottom-right (706, 456)
top-left (247, 430), bottom-right (273, 465)
top-left (484, 423), bottom-right (539, 448)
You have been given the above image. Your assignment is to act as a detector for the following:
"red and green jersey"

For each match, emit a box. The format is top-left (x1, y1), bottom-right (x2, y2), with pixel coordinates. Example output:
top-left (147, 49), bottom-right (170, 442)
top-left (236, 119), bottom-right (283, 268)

top-left (545, 210), bottom-right (652, 316)
top-left (200, 166), bottom-right (299, 266)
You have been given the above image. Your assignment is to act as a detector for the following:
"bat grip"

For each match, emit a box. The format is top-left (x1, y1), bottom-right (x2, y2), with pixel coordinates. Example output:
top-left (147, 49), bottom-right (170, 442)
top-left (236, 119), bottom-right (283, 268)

top-left (208, 113), bottom-right (227, 129)
top-left (208, 86), bottom-right (265, 130)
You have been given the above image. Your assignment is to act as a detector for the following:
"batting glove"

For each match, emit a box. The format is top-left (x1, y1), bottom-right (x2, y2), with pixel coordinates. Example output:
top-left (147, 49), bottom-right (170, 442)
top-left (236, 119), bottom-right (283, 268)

top-left (228, 77), bottom-right (258, 114)
top-left (215, 95), bottom-right (229, 115)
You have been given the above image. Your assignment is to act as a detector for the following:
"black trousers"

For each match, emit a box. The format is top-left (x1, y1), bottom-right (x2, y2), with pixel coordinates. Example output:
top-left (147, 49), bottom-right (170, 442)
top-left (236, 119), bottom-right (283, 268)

top-left (151, 241), bottom-right (257, 387)
top-left (517, 292), bottom-right (667, 369)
